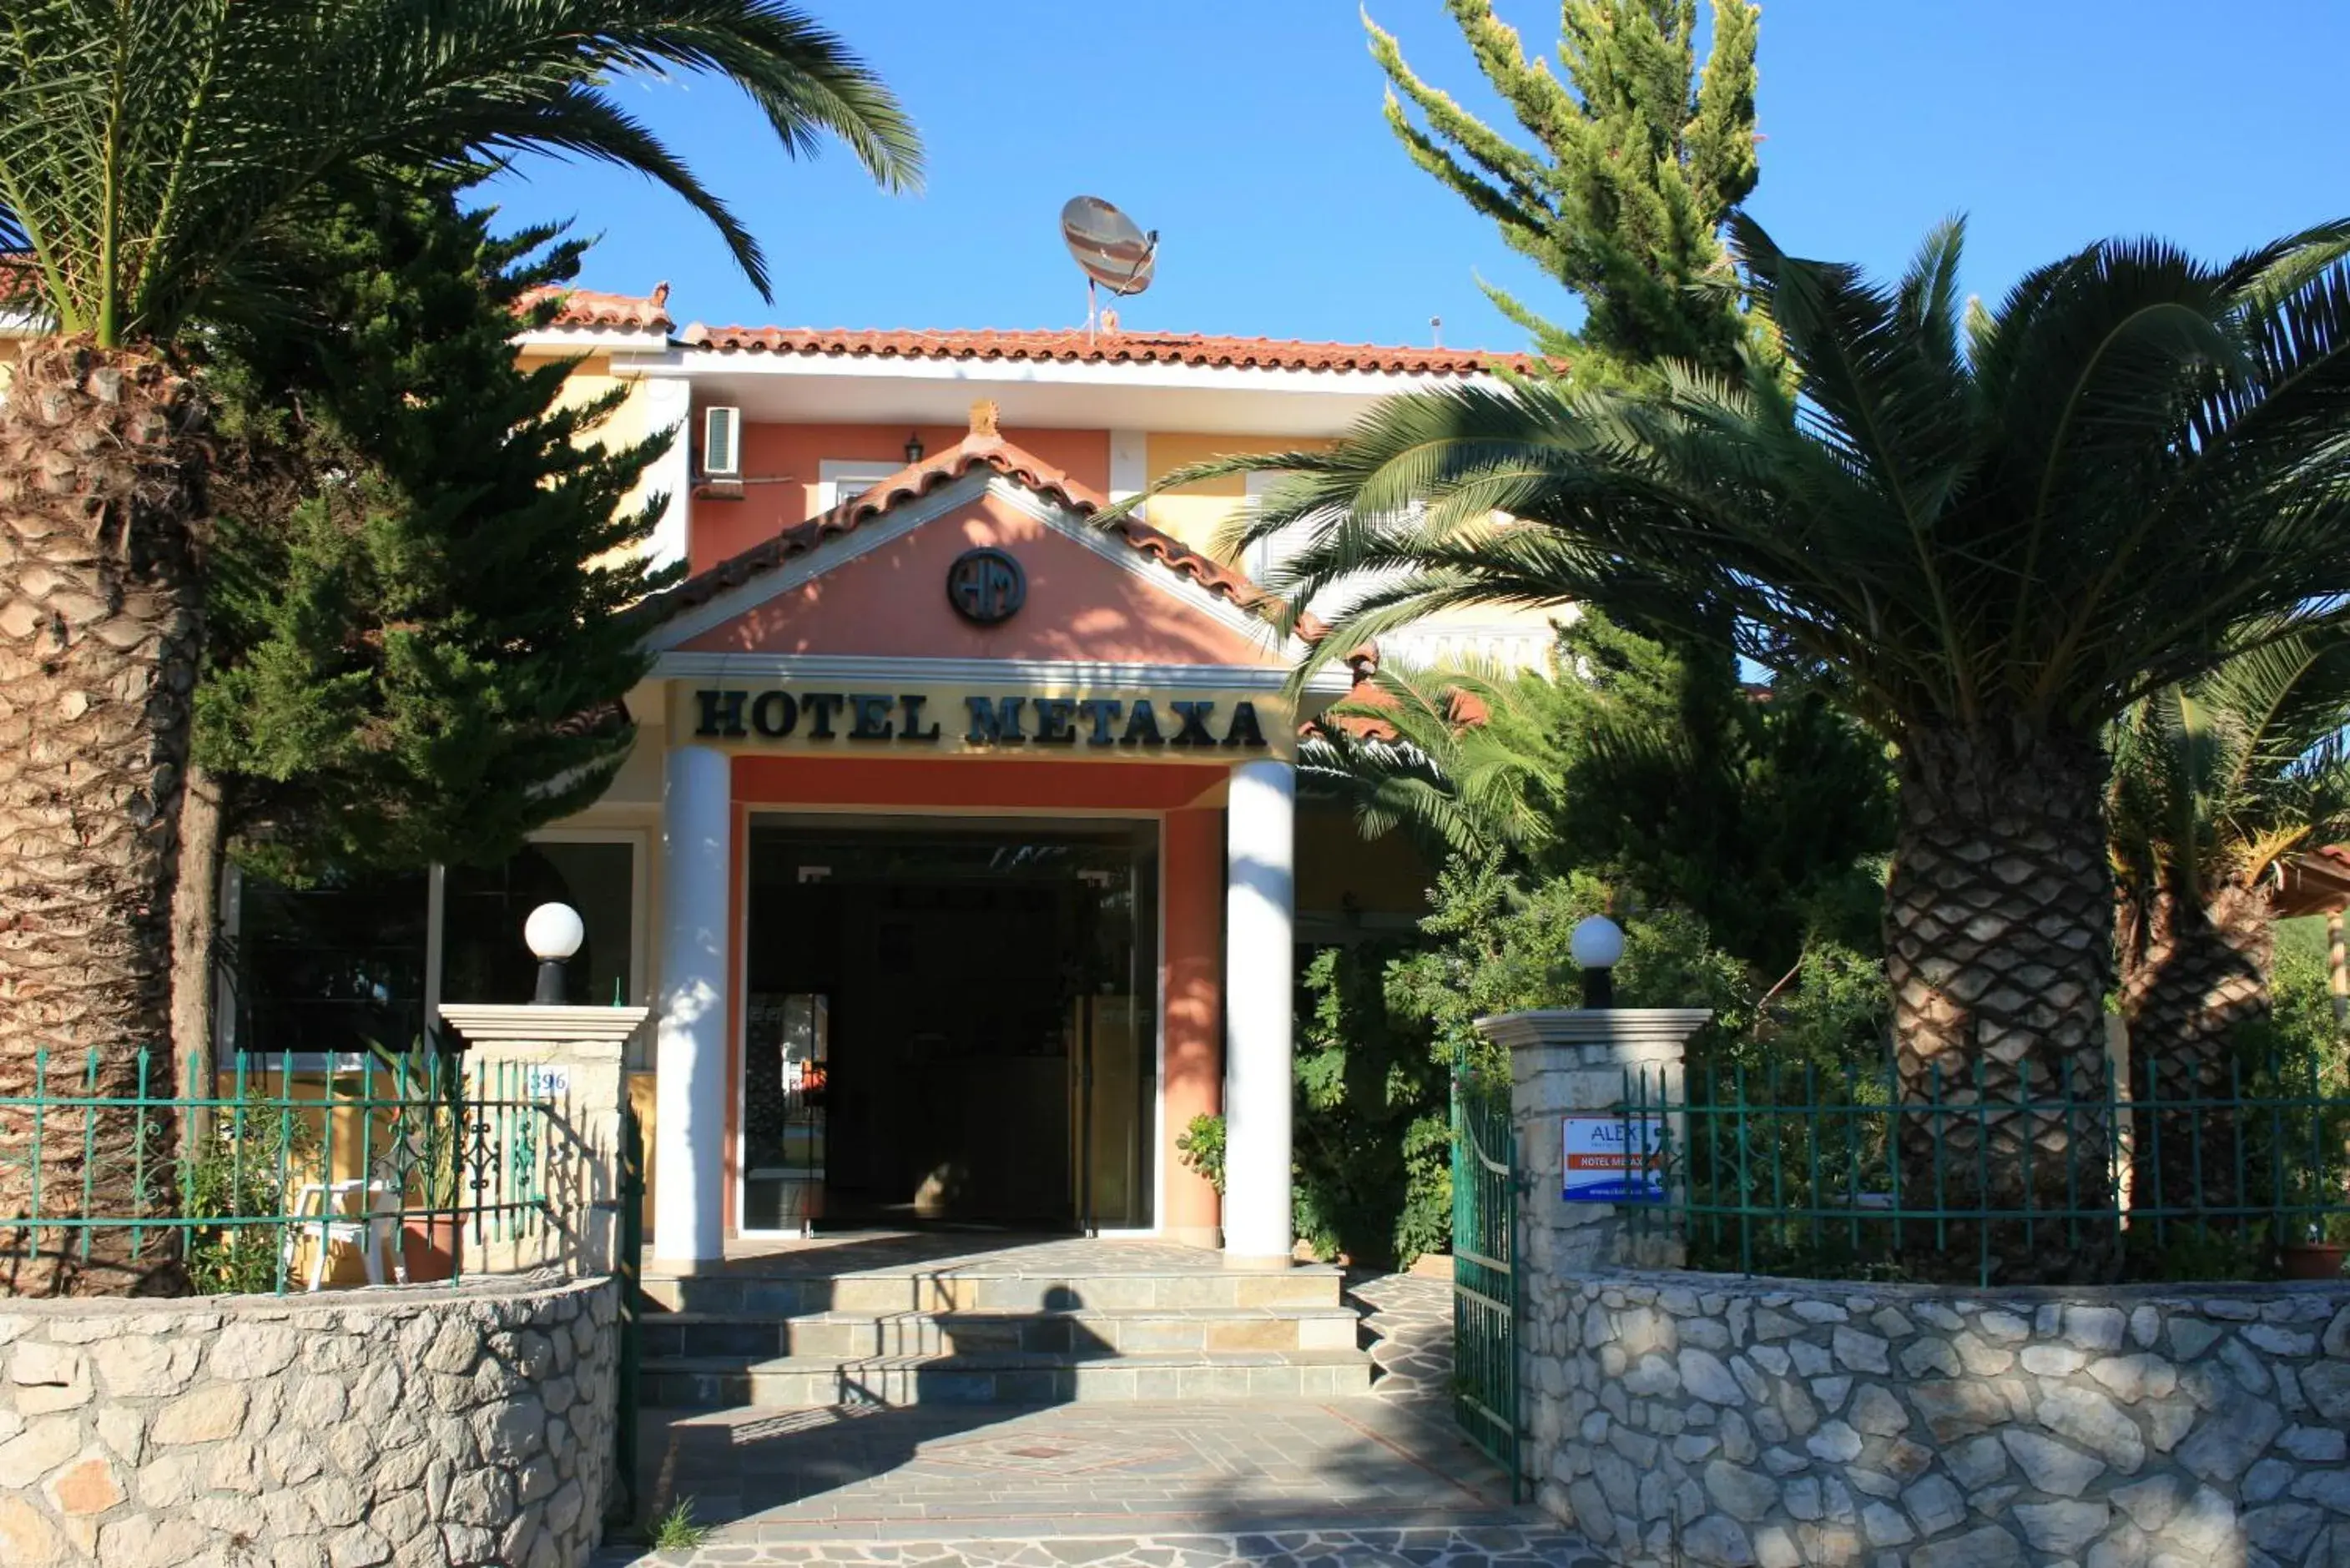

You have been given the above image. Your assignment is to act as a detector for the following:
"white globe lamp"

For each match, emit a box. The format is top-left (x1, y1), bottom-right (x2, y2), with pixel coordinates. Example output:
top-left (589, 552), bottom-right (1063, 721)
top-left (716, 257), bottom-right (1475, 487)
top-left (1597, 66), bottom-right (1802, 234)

top-left (1570, 915), bottom-right (1625, 1009)
top-left (525, 902), bottom-right (585, 1004)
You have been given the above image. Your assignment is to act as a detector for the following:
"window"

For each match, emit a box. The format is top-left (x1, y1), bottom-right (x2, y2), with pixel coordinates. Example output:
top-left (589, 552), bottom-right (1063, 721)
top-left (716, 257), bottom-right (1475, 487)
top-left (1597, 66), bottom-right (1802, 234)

top-left (234, 867), bottom-right (431, 1060)
top-left (1240, 469), bottom-right (1299, 586)
top-left (227, 834), bottom-right (643, 1064)
top-left (816, 459), bottom-right (904, 513)
top-left (442, 840), bottom-right (637, 1008)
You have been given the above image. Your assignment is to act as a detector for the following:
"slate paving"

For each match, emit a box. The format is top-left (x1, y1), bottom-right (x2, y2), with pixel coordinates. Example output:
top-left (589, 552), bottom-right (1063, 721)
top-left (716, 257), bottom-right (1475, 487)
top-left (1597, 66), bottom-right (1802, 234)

top-left (1344, 1270), bottom-right (1453, 1407)
top-left (597, 1268), bottom-right (1601, 1568)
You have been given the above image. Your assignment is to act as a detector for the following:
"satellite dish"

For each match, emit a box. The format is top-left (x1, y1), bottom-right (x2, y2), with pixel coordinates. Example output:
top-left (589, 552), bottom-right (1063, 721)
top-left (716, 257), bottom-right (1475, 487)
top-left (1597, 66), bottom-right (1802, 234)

top-left (1061, 196), bottom-right (1157, 331)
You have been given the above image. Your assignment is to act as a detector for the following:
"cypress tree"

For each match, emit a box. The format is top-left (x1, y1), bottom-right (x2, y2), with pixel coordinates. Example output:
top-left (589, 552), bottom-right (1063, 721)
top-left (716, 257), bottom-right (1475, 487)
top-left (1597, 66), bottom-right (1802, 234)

top-left (198, 179), bottom-right (673, 878)
top-left (1353, 5), bottom-right (1896, 966)
top-left (1366, 0), bottom-right (1764, 383)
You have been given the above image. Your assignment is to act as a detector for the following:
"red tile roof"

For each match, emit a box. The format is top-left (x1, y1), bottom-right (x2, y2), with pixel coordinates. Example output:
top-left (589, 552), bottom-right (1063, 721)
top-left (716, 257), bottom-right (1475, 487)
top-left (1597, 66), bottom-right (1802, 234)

top-left (522, 283), bottom-right (673, 332)
top-left (673, 324), bottom-right (1531, 376)
top-left (638, 416), bottom-right (1329, 643)
top-left (513, 284), bottom-right (1532, 376)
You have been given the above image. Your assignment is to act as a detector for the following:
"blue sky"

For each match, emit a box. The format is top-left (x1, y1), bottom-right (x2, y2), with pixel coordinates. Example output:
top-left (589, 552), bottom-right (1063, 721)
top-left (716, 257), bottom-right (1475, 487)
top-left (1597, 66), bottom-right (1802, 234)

top-left (487, 1), bottom-right (2350, 352)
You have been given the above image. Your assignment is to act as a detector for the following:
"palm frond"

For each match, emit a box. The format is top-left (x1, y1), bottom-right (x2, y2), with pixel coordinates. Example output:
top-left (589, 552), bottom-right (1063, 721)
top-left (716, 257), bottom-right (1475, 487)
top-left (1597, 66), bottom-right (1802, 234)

top-left (0, 0), bottom-right (923, 343)
top-left (1301, 655), bottom-right (1566, 860)
top-left (1114, 215), bottom-right (2350, 752)
top-left (2110, 628), bottom-right (2350, 902)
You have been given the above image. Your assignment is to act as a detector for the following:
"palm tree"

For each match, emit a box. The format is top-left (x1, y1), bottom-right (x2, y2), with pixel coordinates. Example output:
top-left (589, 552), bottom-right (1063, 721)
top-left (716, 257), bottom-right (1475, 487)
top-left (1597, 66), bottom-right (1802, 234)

top-left (1133, 217), bottom-right (2350, 1279)
top-left (2109, 632), bottom-right (2350, 1209)
top-left (0, 1), bottom-right (919, 1294)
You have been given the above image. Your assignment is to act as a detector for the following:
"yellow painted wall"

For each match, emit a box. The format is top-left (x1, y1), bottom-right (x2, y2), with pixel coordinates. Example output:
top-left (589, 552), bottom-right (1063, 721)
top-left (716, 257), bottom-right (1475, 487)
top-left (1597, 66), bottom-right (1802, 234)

top-left (522, 350), bottom-right (670, 571)
top-left (1142, 429), bottom-right (1558, 660)
top-left (628, 1071), bottom-right (658, 1237)
top-left (1298, 799), bottom-right (1439, 917)
top-left (1142, 431), bottom-right (1333, 560)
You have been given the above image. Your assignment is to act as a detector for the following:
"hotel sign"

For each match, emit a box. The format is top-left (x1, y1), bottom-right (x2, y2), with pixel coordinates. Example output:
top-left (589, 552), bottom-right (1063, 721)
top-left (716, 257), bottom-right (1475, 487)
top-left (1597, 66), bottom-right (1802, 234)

top-left (1561, 1115), bottom-right (1667, 1204)
top-left (680, 686), bottom-right (1287, 757)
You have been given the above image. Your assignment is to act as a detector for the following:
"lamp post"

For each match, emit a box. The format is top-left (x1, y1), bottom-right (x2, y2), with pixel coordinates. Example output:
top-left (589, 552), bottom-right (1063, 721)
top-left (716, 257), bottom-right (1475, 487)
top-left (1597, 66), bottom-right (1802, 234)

top-left (525, 902), bottom-right (585, 1005)
top-left (1571, 915), bottom-right (1624, 1010)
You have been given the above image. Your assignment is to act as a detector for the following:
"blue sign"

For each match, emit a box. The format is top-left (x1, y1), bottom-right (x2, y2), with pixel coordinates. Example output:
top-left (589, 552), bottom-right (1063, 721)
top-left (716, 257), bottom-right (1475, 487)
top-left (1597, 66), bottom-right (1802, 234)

top-left (1562, 1115), bottom-right (1667, 1203)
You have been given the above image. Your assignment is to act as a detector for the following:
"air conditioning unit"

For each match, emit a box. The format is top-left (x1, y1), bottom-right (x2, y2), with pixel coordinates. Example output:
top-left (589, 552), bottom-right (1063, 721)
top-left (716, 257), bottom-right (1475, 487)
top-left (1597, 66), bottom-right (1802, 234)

top-left (702, 405), bottom-right (742, 480)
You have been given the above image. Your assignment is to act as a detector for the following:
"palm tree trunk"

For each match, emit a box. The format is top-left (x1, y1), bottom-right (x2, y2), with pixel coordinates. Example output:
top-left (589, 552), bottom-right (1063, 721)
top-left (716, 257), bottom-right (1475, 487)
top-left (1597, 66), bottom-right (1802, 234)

top-left (2120, 880), bottom-right (2272, 1223)
top-left (1885, 722), bottom-right (2117, 1283)
top-left (0, 336), bottom-right (205, 1295)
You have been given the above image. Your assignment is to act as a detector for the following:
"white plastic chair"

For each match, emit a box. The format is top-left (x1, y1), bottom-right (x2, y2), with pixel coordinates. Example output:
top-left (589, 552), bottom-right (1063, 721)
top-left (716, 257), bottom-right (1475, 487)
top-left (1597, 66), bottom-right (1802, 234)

top-left (285, 1179), bottom-right (410, 1291)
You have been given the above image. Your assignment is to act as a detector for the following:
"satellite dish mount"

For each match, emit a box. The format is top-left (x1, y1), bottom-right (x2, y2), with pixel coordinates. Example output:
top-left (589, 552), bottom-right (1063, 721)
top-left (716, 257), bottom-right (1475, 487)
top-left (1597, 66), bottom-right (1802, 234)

top-left (1060, 195), bottom-right (1157, 341)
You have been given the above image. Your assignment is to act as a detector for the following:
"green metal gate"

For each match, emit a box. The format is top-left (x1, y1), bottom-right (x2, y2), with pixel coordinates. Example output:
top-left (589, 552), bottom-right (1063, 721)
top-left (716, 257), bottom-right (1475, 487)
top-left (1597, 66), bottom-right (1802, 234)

top-left (1450, 1067), bottom-right (1520, 1498)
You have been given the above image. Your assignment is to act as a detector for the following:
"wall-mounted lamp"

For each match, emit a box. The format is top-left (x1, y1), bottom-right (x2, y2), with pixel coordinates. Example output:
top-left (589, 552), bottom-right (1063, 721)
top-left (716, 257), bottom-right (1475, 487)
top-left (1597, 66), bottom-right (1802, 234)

top-left (904, 432), bottom-right (926, 465)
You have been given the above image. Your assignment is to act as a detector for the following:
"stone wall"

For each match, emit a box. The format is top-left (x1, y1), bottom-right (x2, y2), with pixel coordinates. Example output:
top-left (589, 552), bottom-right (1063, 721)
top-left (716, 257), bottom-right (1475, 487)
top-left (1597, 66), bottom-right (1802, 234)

top-left (1526, 1268), bottom-right (2350, 1568)
top-left (0, 1272), bottom-right (618, 1568)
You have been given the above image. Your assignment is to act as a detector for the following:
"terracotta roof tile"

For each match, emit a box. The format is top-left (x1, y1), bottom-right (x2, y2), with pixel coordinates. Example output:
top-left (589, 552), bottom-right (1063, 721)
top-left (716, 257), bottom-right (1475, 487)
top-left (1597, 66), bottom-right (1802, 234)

top-left (522, 283), bottom-right (673, 332)
top-left (638, 426), bottom-right (1329, 643)
top-left (673, 324), bottom-right (1532, 377)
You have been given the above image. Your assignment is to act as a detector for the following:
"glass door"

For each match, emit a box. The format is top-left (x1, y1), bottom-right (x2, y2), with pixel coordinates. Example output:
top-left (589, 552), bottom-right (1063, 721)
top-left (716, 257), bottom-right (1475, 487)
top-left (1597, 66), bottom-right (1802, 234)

top-left (739, 818), bottom-right (1159, 1232)
top-left (742, 992), bottom-right (828, 1233)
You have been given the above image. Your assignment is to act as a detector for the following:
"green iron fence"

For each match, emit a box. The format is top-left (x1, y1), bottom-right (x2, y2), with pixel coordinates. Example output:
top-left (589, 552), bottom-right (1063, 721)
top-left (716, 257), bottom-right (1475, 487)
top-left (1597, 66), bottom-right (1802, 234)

top-left (1620, 1044), bottom-right (2350, 1288)
top-left (0, 1045), bottom-right (551, 1295)
top-left (1450, 1066), bottom-right (1520, 1499)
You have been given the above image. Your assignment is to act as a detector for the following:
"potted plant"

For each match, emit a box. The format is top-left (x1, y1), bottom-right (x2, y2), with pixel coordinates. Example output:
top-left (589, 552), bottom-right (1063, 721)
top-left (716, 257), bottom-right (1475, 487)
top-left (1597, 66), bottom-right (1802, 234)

top-left (373, 1031), bottom-right (468, 1283)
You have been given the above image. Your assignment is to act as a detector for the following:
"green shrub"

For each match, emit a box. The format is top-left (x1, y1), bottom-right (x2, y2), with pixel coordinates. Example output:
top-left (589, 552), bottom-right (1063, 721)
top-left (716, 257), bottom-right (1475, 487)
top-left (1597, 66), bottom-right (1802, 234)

top-left (1292, 942), bottom-right (1449, 1268)
top-left (1175, 1113), bottom-right (1225, 1194)
top-left (1281, 855), bottom-right (1880, 1270)
top-left (179, 1092), bottom-right (315, 1295)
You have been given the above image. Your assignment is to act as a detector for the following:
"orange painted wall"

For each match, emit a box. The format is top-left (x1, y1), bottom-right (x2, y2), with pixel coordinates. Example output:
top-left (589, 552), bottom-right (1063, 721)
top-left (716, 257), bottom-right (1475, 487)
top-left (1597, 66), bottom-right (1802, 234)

top-left (691, 422), bottom-right (1112, 570)
top-left (720, 754), bottom-right (1228, 1238)
top-left (1161, 808), bottom-right (1224, 1244)
top-left (681, 488), bottom-right (1283, 668)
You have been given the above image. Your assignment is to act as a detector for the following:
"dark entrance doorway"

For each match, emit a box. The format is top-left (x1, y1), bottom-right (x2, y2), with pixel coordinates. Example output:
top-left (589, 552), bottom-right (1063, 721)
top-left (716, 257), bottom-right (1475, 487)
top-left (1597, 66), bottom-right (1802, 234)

top-left (739, 819), bottom-right (1159, 1233)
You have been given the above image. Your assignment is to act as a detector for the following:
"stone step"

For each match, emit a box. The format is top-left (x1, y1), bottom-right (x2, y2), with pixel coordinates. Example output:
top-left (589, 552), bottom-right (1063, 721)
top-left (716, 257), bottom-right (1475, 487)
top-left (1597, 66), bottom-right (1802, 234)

top-left (638, 1266), bottom-right (1344, 1316)
top-left (638, 1347), bottom-right (1375, 1409)
top-left (643, 1303), bottom-right (1364, 1360)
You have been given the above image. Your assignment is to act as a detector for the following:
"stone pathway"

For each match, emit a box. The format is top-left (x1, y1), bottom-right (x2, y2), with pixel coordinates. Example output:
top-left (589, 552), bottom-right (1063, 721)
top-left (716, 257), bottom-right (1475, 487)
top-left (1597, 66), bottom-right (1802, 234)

top-left (596, 1268), bottom-right (1604, 1567)
top-left (1345, 1270), bottom-right (1453, 1408)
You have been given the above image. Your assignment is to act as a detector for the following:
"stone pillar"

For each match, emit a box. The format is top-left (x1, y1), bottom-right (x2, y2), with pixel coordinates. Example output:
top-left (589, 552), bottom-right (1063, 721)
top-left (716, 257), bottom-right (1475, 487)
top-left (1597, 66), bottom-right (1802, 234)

top-left (1475, 1008), bottom-right (1712, 1274)
top-left (1223, 758), bottom-right (1295, 1267)
top-left (438, 1004), bottom-right (649, 1276)
top-left (1475, 1006), bottom-right (1710, 1529)
top-left (656, 743), bottom-right (731, 1268)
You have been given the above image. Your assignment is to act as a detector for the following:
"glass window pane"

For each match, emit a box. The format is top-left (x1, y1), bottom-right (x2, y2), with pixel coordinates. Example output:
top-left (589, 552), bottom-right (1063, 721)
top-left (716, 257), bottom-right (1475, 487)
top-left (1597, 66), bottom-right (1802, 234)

top-left (442, 842), bottom-right (635, 1008)
top-left (237, 868), bottom-right (430, 1057)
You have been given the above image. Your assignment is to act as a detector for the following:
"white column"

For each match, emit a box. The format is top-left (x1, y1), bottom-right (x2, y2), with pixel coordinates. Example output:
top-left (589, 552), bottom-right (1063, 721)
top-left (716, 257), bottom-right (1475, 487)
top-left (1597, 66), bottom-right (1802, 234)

top-left (1223, 758), bottom-right (1296, 1265)
top-left (654, 742), bottom-right (730, 1267)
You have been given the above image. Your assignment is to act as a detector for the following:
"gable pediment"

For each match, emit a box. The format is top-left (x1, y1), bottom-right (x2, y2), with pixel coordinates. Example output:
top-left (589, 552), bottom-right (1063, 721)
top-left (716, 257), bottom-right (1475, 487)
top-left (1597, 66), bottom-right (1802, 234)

top-left (645, 443), bottom-right (1309, 673)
